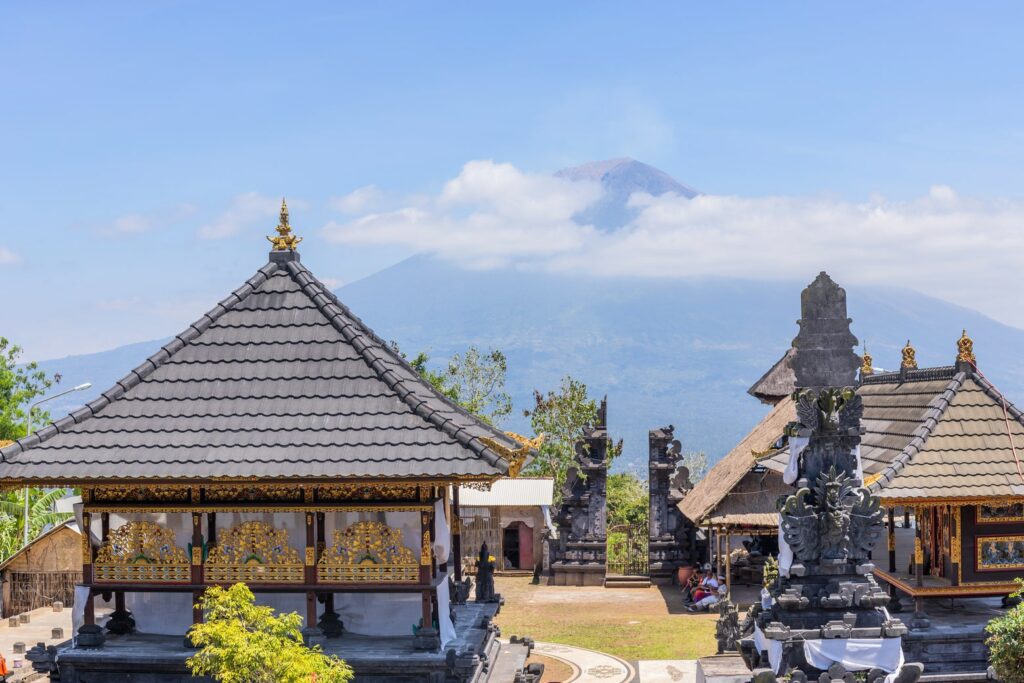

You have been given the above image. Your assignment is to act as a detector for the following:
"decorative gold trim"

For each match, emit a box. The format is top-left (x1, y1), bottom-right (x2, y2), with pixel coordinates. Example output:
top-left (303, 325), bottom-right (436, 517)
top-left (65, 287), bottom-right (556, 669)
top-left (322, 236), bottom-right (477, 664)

top-left (191, 546), bottom-right (203, 566)
top-left (205, 484), bottom-right (304, 503)
top-left (267, 198), bottom-right (302, 251)
top-left (316, 483), bottom-right (419, 502)
top-left (421, 530), bottom-right (432, 566)
top-left (861, 345), bottom-right (873, 377)
top-left (957, 329), bottom-right (976, 364)
top-left (976, 534), bottom-right (1024, 572)
top-left (317, 521), bottom-right (418, 583)
top-left (880, 495), bottom-right (1024, 506)
top-left (94, 521), bottom-right (190, 583)
top-left (81, 513), bottom-right (92, 566)
top-left (205, 521), bottom-right (303, 584)
top-left (914, 535), bottom-right (923, 565)
top-left (93, 486), bottom-right (190, 503)
top-left (82, 503), bottom-right (432, 514)
top-left (480, 434), bottom-right (541, 478)
top-left (976, 503), bottom-right (1024, 524)
top-left (874, 568), bottom-right (1016, 597)
top-left (305, 547), bottom-right (316, 567)
top-left (902, 340), bottom-right (918, 370)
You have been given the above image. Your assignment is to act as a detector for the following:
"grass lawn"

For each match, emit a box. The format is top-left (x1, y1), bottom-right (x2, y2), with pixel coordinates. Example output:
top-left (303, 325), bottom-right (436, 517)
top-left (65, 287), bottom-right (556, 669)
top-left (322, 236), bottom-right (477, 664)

top-left (492, 576), bottom-right (718, 661)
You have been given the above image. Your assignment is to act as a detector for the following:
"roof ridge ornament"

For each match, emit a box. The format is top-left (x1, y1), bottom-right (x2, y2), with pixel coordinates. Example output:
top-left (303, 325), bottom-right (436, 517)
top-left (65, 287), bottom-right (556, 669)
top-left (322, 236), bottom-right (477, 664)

top-left (861, 344), bottom-right (873, 377)
top-left (267, 198), bottom-right (302, 252)
top-left (957, 329), bottom-right (976, 366)
top-left (901, 340), bottom-right (918, 370)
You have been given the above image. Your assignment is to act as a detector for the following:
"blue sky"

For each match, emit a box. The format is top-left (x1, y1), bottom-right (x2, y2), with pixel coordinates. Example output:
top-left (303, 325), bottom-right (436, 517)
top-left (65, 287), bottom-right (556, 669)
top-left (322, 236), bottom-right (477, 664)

top-left (4, 3), bottom-right (1024, 359)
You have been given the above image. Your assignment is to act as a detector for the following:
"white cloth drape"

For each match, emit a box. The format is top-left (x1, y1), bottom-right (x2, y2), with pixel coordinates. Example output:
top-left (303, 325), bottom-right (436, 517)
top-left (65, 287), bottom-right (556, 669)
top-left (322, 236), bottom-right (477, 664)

top-left (854, 444), bottom-right (864, 483)
top-left (436, 571), bottom-right (455, 646)
top-left (753, 623), bottom-right (785, 673)
top-left (434, 500), bottom-right (451, 564)
top-left (778, 436), bottom-right (808, 577)
top-left (803, 637), bottom-right (905, 683)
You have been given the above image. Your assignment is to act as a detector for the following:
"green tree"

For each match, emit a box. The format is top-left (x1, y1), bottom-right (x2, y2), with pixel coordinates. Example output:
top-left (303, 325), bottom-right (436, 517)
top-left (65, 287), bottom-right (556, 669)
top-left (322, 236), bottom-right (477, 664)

top-left (522, 376), bottom-right (618, 500)
top-left (986, 579), bottom-right (1024, 683)
top-left (394, 344), bottom-right (512, 426)
top-left (0, 488), bottom-right (72, 559)
top-left (0, 337), bottom-right (60, 441)
top-left (607, 472), bottom-right (648, 527)
top-left (187, 583), bottom-right (353, 683)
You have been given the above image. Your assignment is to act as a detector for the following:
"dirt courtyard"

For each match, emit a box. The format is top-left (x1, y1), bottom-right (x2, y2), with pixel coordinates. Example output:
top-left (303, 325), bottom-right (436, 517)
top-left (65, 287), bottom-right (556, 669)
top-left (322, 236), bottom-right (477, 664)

top-left (492, 576), bottom-right (718, 661)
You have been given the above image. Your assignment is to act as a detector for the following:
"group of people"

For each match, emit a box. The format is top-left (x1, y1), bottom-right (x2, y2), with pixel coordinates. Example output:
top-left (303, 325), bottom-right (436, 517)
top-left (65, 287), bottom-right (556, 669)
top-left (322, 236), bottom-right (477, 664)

top-left (683, 563), bottom-right (726, 612)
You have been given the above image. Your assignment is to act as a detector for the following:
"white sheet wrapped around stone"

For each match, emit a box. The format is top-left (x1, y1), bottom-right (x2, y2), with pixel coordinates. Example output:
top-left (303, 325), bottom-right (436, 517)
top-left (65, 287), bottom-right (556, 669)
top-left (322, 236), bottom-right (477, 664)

top-left (802, 637), bottom-right (904, 681)
top-left (434, 499), bottom-right (451, 564)
top-left (778, 436), bottom-right (809, 577)
top-left (753, 623), bottom-right (784, 673)
top-left (72, 584), bottom-right (90, 638)
top-left (436, 571), bottom-right (456, 645)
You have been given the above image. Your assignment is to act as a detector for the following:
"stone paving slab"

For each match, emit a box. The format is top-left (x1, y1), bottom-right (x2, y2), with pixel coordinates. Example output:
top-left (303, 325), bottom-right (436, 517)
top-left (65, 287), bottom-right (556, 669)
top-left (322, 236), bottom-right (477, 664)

top-left (531, 641), bottom-right (635, 683)
top-left (636, 659), bottom-right (697, 683)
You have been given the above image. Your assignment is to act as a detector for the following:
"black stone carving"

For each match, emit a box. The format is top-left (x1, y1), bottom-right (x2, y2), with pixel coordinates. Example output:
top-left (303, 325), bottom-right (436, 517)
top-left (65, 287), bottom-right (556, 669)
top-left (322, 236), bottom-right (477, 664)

top-left (648, 425), bottom-right (696, 580)
top-left (741, 273), bottom-right (921, 683)
top-left (548, 399), bottom-right (610, 585)
top-left (716, 597), bottom-right (741, 653)
top-left (317, 609), bottom-right (343, 638)
top-left (450, 574), bottom-right (473, 605)
top-left (104, 607), bottom-right (135, 636)
top-left (475, 542), bottom-right (497, 602)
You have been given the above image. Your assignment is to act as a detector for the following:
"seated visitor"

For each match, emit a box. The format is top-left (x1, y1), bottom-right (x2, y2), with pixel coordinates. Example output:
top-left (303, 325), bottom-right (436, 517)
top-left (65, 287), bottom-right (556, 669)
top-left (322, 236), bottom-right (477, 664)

top-left (687, 564), bottom-right (722, 611)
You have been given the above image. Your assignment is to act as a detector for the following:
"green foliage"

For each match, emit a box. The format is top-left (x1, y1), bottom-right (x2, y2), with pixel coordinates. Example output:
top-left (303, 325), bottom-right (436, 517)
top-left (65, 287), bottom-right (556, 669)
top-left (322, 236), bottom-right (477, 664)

top-left (607, 472), bottom-right (648, 527)
top-left (986, 579), bottom-right (1024, 683)
top-left (762, 555), bottom-right (779, 589)
top-left (522, 376), bottom-right (613, 501)
top-left (0, 488), bottom-right (72, 559)
top-left (396, 344), bottom-right (512, 425)
top-left (187, 583), bottom-right (353, 683)
top-left (680, 451), bottom-right (709, 483)
top-left (0, 337), bottom-right (60, 441)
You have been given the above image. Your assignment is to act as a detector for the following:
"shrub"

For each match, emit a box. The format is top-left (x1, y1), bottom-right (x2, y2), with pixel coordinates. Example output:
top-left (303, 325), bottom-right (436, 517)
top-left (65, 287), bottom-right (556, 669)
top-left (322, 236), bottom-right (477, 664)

top-left (985, 580), bottom-right (1024, 683)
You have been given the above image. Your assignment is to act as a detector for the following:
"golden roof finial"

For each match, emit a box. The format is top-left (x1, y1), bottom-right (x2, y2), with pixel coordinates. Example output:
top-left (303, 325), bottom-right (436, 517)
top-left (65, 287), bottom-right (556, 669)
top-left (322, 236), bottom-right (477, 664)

top-left (901, 340), bottom-right (918, 370)
top-left (957, 329), bottom-right (976, 364)
top-left (861, 344), bottom-right (873, 376)
top-left (267, 198), bottom-right (302, 251)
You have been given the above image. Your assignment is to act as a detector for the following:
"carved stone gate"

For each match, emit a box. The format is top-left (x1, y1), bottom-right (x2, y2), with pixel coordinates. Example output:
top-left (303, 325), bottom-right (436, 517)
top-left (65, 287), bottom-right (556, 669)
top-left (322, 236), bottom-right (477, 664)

top-left (606, 522), bottom-right (649, 576)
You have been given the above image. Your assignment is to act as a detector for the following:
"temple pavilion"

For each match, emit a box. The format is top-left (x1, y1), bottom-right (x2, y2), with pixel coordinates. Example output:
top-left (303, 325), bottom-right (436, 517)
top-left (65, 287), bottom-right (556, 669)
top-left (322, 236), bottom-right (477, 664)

top-left (1, 203), bottom-right (535, 682)
top-left (684, 329), bottom-right (1024, 618)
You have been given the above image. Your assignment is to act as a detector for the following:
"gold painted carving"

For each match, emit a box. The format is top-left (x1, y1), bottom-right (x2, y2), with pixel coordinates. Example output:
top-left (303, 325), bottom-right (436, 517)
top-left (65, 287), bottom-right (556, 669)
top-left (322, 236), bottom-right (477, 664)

top-left (81, 513), bottom-right (92, 566)
top-left (887, 525), bottom-right (895, 551)
top-left (315, 483), bottom-right (419, 502)
top-left (977, 503), bottom-right (1024, 524)
top-left (421, 530), bottom-right (432, 566)
top-left (951, 506), bottom-right (962, 566)
top-left (305, 547), bottom-right (316, 567)
top-left (976, 535), bottom-right (1024, 572)
top-left (192, 546), bottom-right (203, 566)
top-left (957, 329), bottom-right (976, 364)
top-left (861, 345), bottom-right (873, 377)
top-left (94, 521), bottom-right (190, 583)
top-left (902, 340), bottom-right (918, 370)
top-left (205, 521), bottom-right (303, 584)
top-left (92, 486), bottom-right (190, 503)
top-left (267, 199), bottom-right (302, 251)
top-left (203, 484), bottom-right (304, 503)
top-left (480, 432), bottom-right (542, 478)
top-left (914, 535), bottom-right (923, 565)
top-left (317, 521), bottom-right (418, 583)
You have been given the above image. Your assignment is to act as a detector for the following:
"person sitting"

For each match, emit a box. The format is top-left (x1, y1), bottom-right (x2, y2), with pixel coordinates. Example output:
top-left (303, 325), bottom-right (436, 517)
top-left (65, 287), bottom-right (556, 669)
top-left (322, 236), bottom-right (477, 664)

top-left (688, 565), bottom-right (721, 611)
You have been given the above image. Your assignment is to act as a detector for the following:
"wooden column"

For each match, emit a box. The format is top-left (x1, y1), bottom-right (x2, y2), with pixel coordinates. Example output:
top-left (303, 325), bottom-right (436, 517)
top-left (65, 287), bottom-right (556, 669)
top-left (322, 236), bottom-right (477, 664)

top-left (305, 512), bottom-right (316, 585)
top-left (420, 508), bottom-right (433, 631)
top-left (191, 512), bottom-right (203, 585)
top-left (921, 507), bottom-right (929, 589)
top-left (951, 505), bottom-right (961, 587)
top-left (715, 527), bottom-right (722, 575)
top-left (452, 485), bottom-right (463, 582)
top-left (724, 527), bottom-right (732, 598)
top-left (306, 591), bottom-right (317, 630)
top-left (207, 512), bottom-right (217, 548)
top-left (706, 523), bottom-right (713, 567)
top-left (81, 511), bottom-right (94, 625)
top-left (887, 507), bottom-right (896, 572)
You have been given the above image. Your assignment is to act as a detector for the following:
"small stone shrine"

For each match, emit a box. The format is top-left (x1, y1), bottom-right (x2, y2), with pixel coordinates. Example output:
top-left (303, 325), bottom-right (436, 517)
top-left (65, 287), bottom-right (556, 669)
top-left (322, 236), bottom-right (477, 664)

top-left (548, 399), bottom-right (611, 586)
top-left (739, 273), bottom-right (923, 683)
top-left (648, 425), bottom-right (696, 582)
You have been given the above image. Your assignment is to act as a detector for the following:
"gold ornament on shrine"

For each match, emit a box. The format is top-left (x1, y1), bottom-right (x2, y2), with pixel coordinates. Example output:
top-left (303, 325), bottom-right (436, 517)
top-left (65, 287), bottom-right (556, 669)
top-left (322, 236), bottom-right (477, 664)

top-left (94, 521), bottom-right (190, 583)
top-left (957, 329), bottom-right (976, 364)
top-left (901, 340), bottom-right (918, 370)
top-left (861, 344), bottom-right (873, 377)
top-left (267, 199), bottom-right (302, 251)
top-left (317, 521), bottom-right (419, 583)
top-left (205, 521), bottom-right (303, 584)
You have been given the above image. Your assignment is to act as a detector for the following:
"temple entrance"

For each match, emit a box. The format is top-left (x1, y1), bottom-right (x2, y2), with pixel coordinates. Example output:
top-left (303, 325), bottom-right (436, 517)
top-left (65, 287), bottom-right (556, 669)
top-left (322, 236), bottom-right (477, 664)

top-left (501, 522), bottom-right (534, 571)
top-left (606, 522), bottom-right (649, 577)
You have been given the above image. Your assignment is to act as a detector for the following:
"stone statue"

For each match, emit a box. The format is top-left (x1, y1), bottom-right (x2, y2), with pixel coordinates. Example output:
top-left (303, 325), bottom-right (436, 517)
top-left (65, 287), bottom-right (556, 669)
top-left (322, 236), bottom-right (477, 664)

top-left (715, 598), bottom-right (740, 653)
top-left (475, 542), bottom-right (497, 603)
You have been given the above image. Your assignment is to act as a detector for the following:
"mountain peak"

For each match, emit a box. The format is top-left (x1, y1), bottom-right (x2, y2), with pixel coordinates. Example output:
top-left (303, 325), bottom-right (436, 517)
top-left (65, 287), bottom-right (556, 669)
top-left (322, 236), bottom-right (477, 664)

top-left (555, 158), bottom-right (699, 229)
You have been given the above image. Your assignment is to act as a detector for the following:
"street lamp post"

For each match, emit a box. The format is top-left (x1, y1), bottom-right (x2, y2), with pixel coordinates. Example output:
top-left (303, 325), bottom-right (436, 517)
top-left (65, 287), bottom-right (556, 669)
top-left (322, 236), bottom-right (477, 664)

top-left (22, 382), bottom-right (92, 547)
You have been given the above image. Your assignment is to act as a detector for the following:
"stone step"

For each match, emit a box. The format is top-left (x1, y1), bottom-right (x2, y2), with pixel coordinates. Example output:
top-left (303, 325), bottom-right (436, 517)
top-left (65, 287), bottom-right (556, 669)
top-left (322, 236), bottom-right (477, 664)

top-left (604, 577), bottom-right (651, 588)
top-left (920, 672), bottom-right (990, 682)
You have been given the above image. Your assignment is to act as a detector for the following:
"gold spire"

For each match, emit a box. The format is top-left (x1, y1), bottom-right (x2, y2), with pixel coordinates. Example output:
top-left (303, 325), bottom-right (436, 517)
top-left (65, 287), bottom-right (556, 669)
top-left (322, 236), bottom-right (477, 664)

top-left (901, 340), bottom-right (918, 370)
top-left (267, 198), bottom-right (302, 251)
top-left (861, 344), bottom-right (873, 376)
top-left (957, 329), bottom-right (976, 364)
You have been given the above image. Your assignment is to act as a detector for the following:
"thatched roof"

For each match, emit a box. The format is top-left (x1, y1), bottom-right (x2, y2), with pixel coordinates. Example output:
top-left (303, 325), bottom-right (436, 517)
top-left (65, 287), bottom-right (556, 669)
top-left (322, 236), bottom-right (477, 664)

top-left (746, 348), bottom-right (796, 405)
top-left (705, 468), bottom-right (789, 529)
top-left (678, 396), bottom-right (793, 526)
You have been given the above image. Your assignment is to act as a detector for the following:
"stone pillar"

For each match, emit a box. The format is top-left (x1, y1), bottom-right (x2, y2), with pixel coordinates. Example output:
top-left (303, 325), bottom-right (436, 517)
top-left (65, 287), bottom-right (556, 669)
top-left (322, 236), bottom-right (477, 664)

top-left (648, 425), bottom-right (695, 583)
top-left (549, 398), bottom-right (610, 586)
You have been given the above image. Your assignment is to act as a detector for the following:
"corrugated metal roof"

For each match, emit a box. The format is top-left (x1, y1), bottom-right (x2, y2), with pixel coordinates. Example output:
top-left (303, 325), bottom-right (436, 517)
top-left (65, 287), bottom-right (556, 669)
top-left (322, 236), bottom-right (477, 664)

top-left (458, 478), bottom-right (553, 507)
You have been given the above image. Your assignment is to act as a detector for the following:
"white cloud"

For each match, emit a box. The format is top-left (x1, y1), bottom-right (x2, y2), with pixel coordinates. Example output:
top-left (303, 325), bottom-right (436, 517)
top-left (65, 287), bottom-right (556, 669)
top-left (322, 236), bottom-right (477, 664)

top-left (198, 192), bottom-right (281, 240)
top-left (0, 247), bottom-right (19, 265)
top-left (320, 160), bottom-right (1024, 328)
top-left (110, 213), bottom-right (151, 234)
top-left (332, 185), bottom-right (386, 214)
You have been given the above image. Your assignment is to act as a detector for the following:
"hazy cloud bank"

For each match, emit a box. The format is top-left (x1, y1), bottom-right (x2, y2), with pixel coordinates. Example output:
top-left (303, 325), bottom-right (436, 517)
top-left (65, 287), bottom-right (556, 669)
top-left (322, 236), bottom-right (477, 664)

top-left (322, 160), bottom-right (1024, 327)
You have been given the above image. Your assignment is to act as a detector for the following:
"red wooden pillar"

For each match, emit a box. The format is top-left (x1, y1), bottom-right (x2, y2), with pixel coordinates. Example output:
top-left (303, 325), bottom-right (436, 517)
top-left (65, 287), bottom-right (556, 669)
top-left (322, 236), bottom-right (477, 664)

top-left (452, 485), bottom-right (463, 582)
top-left (420, 508), bottom-right (433, 630)
top-left (305, 512), bottom-right (317, 628)
top-left (81, 511), bottom-right (94, 625)
top-left (191, 513), bottom-right (203, 585)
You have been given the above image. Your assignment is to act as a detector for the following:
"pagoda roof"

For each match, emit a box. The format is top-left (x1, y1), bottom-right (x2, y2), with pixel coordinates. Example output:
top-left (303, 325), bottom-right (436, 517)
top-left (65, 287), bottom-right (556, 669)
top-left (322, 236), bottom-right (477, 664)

top-left (0, 250), bottom-right (519, 484)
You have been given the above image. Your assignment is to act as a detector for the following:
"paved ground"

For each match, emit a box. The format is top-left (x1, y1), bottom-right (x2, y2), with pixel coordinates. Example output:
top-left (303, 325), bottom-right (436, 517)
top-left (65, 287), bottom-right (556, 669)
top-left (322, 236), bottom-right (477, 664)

top-left (526, 641), bottom-right (698, 683)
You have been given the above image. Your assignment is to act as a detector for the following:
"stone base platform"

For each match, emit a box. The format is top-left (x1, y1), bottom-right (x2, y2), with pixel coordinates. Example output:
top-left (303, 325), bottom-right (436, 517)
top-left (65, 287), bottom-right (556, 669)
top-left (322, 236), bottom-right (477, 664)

top-left (31, 602), bottom-right (536, 683)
